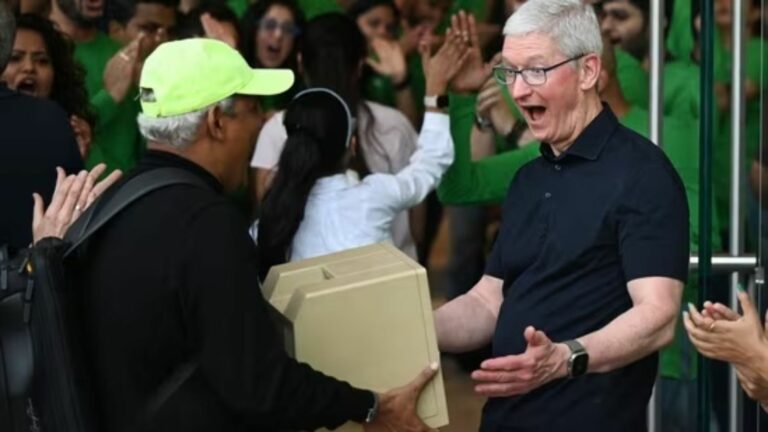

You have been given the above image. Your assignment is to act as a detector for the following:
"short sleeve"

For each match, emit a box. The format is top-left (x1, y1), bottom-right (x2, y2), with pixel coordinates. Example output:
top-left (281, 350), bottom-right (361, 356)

top-left (617, 164), bottom-right (690, 283)
top-left (251, 112), bottom-right (287, 169)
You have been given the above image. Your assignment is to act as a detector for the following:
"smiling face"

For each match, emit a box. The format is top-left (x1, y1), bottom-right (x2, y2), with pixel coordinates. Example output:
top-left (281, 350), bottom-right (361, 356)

top-left (502, 33), bottom-right (598, 147)
top-left (255, 4), bottom-right (298, 68)
top-left (1, 29), bottom-right (54, 99)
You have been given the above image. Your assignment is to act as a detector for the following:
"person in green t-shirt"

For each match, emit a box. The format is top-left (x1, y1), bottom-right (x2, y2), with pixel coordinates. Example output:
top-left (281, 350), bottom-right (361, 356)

top-left (298, 0), bottom-right (343, 19)
top-left (239, 0), bottom-right (305, 113)
top-left (349, 0), bottom-right (419, 125)
top-left (49, 0), bottom-right (165, 175)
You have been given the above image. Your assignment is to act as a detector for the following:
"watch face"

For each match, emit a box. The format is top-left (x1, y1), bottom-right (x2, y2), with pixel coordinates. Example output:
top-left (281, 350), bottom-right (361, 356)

top-left (571, 353), bottom-right (589, 377)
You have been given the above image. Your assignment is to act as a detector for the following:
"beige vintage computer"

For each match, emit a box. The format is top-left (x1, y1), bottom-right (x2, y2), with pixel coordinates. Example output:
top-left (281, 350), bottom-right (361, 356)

top-left (261, 242), bottom-right (449, 431)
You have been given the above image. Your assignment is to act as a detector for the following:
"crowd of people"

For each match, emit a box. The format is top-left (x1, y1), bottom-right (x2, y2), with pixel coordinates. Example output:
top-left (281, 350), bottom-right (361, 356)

top-left (2, 0), bottom-right (768, 430)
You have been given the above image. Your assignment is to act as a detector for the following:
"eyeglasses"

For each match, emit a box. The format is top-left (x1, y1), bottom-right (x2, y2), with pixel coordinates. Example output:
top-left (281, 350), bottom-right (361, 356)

top-left (258, 18), bottom-right (301, 37)
top-left (493, 54), bottom-right (586, 86)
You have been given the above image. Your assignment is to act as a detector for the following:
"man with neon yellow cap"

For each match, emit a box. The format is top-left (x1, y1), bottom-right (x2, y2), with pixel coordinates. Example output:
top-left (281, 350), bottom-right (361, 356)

top-left (73, 38), bottom-right (437, 431)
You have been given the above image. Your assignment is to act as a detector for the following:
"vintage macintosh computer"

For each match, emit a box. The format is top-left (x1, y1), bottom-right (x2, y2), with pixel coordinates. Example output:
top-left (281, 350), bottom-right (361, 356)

top-left (261, 242), bottom-right (449, 431)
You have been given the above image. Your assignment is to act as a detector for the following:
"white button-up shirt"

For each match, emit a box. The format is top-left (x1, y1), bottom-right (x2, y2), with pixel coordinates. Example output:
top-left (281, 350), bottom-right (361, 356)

top-left (288, 112), bottom-right (453, 262)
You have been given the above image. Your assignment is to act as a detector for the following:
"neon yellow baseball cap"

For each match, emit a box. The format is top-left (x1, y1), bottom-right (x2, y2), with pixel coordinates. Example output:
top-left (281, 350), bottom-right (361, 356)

top-left (139, 38), bottom-right (295, 118)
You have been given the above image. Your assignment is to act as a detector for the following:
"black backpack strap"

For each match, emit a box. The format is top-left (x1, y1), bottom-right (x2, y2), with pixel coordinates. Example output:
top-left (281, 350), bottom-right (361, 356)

top-left (59, 167), bottom-right (204, 424)
top-left (63, 167), bottom-right (209, 257)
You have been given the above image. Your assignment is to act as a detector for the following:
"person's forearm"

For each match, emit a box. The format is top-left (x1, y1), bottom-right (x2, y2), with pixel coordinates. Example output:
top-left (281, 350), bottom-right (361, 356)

top-left (578, 302), bottom-right (677, 373)
top-left (470, 126), bottom-right (496, 161)
top-left (435, 291), bottom-right (498, 353)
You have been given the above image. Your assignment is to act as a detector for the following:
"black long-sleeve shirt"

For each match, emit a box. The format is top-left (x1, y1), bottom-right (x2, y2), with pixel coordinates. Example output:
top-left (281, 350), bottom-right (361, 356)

top-left (74, 151), bottom-right (372, 431)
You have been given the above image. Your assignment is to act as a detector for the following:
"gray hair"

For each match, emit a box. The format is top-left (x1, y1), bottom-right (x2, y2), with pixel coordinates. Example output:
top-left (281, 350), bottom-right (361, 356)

top-left (503, 0), bottom-right (603, 59)
top-left (0, 1), bottom-right (15, 71)
top-left (137, 97), bottom-right (236, 149)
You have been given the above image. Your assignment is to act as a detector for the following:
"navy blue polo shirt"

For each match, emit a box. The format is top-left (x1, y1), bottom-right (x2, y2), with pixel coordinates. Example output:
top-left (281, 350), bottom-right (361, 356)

top-left (481, 106), bottom-right (689, 431)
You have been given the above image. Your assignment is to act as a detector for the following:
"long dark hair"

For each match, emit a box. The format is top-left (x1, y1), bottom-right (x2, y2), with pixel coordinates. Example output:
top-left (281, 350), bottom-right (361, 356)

top-left (239, 0), bottom-right (305, 70)
top-left (16, 14), bottom-right (95, 128)
top-left (302, 13), bottom-right (385, 176)
top-left (258, 90), bottom-right (351, 277)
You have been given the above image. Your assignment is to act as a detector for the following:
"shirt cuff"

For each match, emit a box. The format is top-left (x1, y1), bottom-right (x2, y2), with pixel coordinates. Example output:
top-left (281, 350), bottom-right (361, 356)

top-left (422, 111), bottom-right (450, 131)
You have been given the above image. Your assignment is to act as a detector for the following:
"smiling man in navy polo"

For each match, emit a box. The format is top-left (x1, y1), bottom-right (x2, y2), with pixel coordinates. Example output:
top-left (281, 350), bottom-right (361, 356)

top-left (434, 0), bottom-right (689, 430)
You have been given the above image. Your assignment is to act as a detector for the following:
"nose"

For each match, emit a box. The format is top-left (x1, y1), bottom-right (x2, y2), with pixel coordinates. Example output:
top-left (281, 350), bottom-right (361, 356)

top-left (510, 75), bottom-right (532, 100)
top-left (20, 55), bottom-right (34, 73)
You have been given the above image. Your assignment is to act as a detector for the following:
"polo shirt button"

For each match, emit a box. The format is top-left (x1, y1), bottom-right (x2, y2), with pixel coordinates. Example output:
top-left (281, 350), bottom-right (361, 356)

top-left (544, 192), bottom-right (552, 199)
top-left (554, 164), bottom-right (562, 171)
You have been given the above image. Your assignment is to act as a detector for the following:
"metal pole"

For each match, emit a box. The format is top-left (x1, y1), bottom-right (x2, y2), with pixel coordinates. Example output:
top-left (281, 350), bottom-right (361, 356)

top-left (647, 0), bottom-right (664, 430)
top-left (688, 255), bottom-right (758, 272)
top-left (729, 0), bottom-right (747, 427)
top-left (698, 0), bottom-right (715, 429)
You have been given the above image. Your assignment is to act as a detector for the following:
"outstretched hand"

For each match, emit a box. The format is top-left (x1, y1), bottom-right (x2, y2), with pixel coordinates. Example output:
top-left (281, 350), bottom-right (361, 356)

top-left (32, 165), bottom-right (122, 244)
top-left (472, 326), bottom-right (569, 397)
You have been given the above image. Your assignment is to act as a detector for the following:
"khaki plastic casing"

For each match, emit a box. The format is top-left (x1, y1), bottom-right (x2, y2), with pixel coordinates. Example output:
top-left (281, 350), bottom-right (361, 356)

top-left (261, 243), bottom-right (449, 431)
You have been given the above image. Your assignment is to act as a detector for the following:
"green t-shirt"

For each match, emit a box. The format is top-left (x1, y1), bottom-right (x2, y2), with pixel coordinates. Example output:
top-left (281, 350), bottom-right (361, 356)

top-left (448, 0), bottom-right (488, 22)
top-left (75, 33), bottom-right (143, 174)
top-left (437, 93), bottom-right (540, 206)
top-left (622, 107), bottom-right (722, 380)
top-left (664, 59), bottom-right (735, 234)
top-left (615, 48), bottom-right (649, 109)
top-left (227, 0), bottom-right (250, 18)
top-left (298, 0), bottom-right (342, 19)
top-left (745, 37), bottom-right (766, 161)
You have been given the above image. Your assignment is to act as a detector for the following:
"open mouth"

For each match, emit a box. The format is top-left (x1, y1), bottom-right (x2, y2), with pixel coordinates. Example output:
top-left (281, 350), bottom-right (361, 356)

top-left (522, 105), bottom-right (546, 123)
top-left (15, 77), bottom-right (37, 96)
top-left (266, 43), bottom-right (282, 55)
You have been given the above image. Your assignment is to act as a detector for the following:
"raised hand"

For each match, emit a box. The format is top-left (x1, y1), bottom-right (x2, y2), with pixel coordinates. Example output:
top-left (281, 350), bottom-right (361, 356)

top-left (683, 292), bottom-right (767, 366)
top-left (104, 33), bottom-right (146, 103)
top-left (448, 11), bottom-right (493, 94)
top-left (421, 28), bottom-right (470, 97)
top-left (366, 38), bottom-right (409, 87)
top-left (201, 12), bottom-right (238, 48)
top-left (32, 165), bottom-right (123, 243)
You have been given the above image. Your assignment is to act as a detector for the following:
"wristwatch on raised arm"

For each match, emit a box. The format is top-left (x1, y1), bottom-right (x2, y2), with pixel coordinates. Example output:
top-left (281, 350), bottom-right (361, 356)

top-left (564, 339), bottom-right (589, 378)
top-left (424, 94), bottom-right (449, 109)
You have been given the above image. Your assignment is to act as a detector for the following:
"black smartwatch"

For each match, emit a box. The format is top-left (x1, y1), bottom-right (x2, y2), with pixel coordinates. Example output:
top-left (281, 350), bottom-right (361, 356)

top-left (563, 339), bottom-right (589, 378)
top-left (424, 94), bottom-right (449, 109)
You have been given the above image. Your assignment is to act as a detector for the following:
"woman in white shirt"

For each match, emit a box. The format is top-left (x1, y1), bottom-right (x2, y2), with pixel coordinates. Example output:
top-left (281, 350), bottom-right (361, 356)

top-left (251, 13), bottom-right (421, 259)
top-left (256, 32), bottom-right (468, 276)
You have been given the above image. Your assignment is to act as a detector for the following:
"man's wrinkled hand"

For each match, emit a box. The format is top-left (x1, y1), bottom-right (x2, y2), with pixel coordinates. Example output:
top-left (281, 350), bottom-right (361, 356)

top-left (472, 326), bottom-right (569, 397)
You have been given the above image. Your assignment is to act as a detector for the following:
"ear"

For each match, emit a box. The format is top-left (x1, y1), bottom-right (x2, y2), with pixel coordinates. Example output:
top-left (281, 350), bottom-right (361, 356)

top-left (579, 53), bottom-right (601, 91)
top-left (206, 105), bottom-right (226, 141)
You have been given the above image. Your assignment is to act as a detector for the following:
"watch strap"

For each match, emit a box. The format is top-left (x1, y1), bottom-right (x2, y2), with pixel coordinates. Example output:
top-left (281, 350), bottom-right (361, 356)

top-left (563, 339), bottom-right (588, 378)
top-left (424, 94), bottom-right (448, 109)
top-left (563, 339), bottom-right (586, 355)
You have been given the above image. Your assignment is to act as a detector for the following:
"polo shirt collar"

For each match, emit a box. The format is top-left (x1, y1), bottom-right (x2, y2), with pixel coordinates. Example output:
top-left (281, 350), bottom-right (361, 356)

top-left (540, 103), bottom-right (619, 162)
